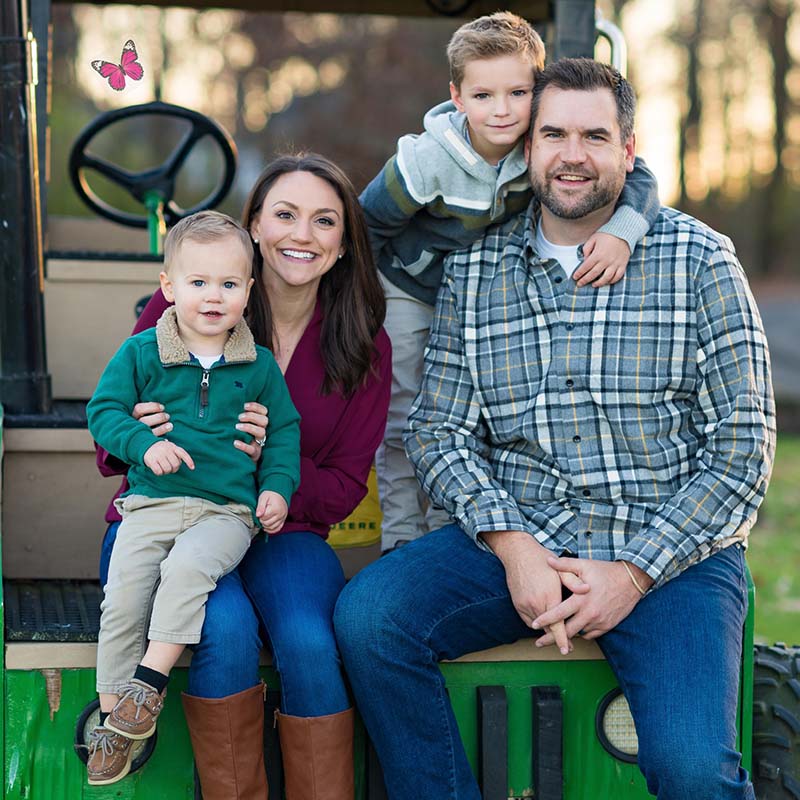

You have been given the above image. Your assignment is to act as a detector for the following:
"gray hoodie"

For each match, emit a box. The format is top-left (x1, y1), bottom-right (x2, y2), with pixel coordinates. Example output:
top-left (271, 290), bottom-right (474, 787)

top-left (360, 100), bottom-right (659, 306)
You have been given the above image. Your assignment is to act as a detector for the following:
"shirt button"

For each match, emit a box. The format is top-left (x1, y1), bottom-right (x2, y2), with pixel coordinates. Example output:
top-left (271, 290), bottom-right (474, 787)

top-left (554, 276), bottom-right (563, 284)
top-left (573, 435), bottom-right (581, 443)
top-left (585, 530), bottom-right (593, 537)
top-left (566, 379), bottom-right (574, 388)
top-left (582, 489), bottom-right (591, 497)
top-left (565, 323), bottom-right (574, 331)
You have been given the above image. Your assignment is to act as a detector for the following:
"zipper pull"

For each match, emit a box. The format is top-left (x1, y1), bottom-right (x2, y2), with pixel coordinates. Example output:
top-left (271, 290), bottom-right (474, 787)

top-left (199, 370), bottom-right (210, 417)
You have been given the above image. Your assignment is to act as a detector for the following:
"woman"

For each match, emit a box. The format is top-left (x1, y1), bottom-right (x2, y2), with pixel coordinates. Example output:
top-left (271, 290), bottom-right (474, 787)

top-left (97, 153), bottom-right (391, 799)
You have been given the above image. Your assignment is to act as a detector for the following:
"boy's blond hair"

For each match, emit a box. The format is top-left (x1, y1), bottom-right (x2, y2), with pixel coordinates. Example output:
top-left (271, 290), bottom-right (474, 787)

top-left (163, 210), bottom-right (253, 274)
top-left (447, 11), bottom-right (545, 88)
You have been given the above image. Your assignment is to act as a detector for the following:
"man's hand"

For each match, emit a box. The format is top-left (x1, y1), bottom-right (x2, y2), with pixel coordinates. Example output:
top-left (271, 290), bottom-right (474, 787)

top-left (532, 557), bottom-right (654, 645)
top-left (481, 531), bottom-right (588, 655)
top-left (143, 440), bottom-right (195, 476)
top-left (574, 233), bottom-right (630, 287)
top-left (256, 490), bottom-right (288, 533)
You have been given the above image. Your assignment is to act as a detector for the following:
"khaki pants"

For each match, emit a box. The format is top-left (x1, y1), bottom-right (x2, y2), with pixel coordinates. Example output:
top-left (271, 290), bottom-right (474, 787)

top-left (96, 494), bottom-right (255, 694)
top-left (375, 276), bottom-right (450, 551)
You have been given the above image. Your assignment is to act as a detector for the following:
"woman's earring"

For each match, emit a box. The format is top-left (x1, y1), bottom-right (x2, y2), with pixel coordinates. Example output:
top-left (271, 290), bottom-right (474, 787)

top-left (338, 252), bottom-right (343, 260)
top-left (253, 238), bottom-right (259, 244)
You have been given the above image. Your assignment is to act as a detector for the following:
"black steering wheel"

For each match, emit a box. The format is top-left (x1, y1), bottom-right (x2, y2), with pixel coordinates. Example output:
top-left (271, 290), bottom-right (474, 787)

top-left (68, 101), bottom-right (237, 228)
top-left (424, 0), bottom-right (475, 16)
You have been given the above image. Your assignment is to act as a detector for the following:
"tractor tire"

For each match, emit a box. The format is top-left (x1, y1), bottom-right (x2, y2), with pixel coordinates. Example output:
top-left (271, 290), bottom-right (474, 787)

top-left (753, 643), bottom-right (800, 799)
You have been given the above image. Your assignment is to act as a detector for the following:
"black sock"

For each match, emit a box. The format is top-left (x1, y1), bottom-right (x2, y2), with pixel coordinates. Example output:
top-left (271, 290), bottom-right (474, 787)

top-left (133, 664), bottom-right (169, 693)
top-left (99, 711), bottom-right (109, 726)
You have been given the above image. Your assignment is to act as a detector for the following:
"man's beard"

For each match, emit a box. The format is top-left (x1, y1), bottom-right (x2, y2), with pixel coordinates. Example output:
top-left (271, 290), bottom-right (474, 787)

top-left (531, 165), bottom-right (625, 220)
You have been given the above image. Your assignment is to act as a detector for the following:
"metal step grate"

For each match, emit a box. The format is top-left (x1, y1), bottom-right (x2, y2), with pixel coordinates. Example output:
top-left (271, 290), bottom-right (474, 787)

top-left (3, 399), bottom-right (88, 428)
top-left (4, 580), bottom-right (102, 642)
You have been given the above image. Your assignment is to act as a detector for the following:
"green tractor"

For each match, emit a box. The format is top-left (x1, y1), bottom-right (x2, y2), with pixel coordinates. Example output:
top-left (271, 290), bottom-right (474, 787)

top-left (0, 0), bottom-right (797, 797)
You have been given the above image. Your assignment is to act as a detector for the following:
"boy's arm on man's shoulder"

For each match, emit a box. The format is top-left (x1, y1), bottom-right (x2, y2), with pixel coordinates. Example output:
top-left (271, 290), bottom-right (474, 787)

top-left (360, 149), bottom-right (427, 257)
top-left (598, 156), bottom-right (660, 252)
top-left (255, 356), bottom-right (301, 507)
top-left (86, 338), bottom-right (159, 467)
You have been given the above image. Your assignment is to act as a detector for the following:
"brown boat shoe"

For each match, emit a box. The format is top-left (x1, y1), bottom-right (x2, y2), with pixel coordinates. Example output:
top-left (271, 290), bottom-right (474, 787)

top-left (106, 679), bottom-right (164, 740)
top-left (86, 726), bottom-right (136, 785)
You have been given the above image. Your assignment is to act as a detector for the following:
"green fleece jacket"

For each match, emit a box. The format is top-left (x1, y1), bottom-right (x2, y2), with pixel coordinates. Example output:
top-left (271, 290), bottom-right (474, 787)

top-left (87, 307), bottom-right (300, 525)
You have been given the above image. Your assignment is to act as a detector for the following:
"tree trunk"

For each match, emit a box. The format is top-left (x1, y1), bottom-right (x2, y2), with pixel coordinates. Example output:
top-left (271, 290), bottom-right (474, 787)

top-left (678, 0), bottom-right (704, 207)
top-left (759, 0), bottom-right (791, 275)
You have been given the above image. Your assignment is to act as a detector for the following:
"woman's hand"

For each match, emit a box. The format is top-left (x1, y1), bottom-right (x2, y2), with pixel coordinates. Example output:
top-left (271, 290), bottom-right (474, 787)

top-left (235, 402), bottom-right (270, 463)
top-left (132, 402), bottom-right (172, 436)
top-left (133, 401), bottom-right (269, 462)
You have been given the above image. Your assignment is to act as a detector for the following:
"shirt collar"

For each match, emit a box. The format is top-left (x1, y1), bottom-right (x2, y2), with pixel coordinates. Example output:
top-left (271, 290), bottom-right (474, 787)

top-left (521, 201), bottom-right (587, 263)
top-left (521, 200), bottom-right (542, 261)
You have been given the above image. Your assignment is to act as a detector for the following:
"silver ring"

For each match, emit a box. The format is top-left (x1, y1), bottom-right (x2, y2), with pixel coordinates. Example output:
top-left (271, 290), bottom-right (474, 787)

top-left (255, 435), bottom-right (267, 447)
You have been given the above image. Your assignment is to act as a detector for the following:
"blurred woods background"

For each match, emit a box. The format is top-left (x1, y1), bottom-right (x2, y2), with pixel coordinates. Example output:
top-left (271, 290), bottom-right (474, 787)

top-left (49, 0), bottom-right (800, 279)
top-left (49, 8), bottom-right (459, 221)
top-left (47, 0), bottom-right (798, 639)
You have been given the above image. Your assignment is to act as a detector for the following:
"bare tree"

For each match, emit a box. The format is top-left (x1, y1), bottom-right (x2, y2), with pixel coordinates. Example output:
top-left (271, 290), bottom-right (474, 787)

top-left (672, 0), bottom-right (706, 207)
top-left (757, 0), bottom-right (792, 274)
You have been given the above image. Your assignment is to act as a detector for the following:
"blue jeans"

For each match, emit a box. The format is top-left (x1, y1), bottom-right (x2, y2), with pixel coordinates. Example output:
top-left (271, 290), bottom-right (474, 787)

top-left (100, 523), bottom-right (349, 716)
top-left (334, 524), bottom-right (754, 800)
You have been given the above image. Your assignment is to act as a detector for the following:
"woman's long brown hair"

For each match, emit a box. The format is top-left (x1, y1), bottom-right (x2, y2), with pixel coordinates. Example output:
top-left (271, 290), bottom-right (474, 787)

top-left (241, 153), bottom-right (386, 396)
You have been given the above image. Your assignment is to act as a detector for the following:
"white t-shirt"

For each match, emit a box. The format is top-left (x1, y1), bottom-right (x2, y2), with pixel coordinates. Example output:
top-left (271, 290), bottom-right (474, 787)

top-left (535, 225), bottom-right (582, 279)
top-left (193, 354), bottom-right (222, 369)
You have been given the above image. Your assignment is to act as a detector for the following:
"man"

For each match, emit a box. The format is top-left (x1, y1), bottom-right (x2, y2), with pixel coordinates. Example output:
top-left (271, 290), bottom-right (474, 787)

top-left (335, 58), bottom-right (775, 800)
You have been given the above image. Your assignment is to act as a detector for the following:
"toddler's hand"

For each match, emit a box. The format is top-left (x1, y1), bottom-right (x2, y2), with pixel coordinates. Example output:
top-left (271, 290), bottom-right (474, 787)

top-left (143, 440), bottom-right (195, 476)
top-left (574, 232), bottom-right (630, 287)
top-left (256, 491), bottom-right (289, 534)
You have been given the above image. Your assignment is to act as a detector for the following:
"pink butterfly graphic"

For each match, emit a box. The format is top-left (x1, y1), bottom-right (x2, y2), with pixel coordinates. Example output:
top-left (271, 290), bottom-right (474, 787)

top-left (91, 40), bottom-right (144, 91)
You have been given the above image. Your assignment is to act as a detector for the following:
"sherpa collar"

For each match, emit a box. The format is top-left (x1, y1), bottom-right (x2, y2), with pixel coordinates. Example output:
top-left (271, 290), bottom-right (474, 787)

top-left (155, 306), bottom-right (257, 365)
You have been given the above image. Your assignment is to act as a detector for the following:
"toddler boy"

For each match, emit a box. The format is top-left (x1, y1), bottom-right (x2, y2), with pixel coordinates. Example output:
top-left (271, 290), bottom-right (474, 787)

top-left (85, 210), bottom-right (300, 785)
top-left (361, 11), bottom-right (660, 551)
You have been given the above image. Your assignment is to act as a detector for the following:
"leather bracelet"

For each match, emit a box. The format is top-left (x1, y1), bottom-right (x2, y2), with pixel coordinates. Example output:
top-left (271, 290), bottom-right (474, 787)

top-left (622, 561), bottom-right (647, 596)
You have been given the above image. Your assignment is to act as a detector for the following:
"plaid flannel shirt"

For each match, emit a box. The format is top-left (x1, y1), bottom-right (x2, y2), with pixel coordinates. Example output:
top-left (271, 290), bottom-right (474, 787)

top-left (405, 203), bottom-right (775, 587)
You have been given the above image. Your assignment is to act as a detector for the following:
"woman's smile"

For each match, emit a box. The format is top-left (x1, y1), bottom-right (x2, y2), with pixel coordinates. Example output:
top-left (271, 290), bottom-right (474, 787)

top-left (251, 171), bottom-right (346, 292)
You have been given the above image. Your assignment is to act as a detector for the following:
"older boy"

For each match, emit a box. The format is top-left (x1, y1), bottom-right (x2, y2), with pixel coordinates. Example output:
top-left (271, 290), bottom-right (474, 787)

top-left (361, 11), bottom-right (661, 552)
top-left (85, 211), bottom-right (300, 785)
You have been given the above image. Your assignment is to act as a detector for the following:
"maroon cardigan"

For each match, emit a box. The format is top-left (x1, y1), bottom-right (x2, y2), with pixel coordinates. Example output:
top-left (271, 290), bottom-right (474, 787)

top-left (97, 289), bottom-right (392, 538)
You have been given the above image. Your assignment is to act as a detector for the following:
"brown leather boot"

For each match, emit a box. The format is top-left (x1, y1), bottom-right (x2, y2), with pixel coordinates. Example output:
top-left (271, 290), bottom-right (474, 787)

top-left (182, 683), bottom-right (268, 800)
top-left (276, 708), bottom-right (354, 800)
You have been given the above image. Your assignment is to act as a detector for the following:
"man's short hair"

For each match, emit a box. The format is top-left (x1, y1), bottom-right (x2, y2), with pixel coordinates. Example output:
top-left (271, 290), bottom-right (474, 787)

top-left (446, 11), bottom-right (545, 88)
top-left (163, 210), bottom-right (253, 274)
top-left (531, 58), bottom-right (636, 142)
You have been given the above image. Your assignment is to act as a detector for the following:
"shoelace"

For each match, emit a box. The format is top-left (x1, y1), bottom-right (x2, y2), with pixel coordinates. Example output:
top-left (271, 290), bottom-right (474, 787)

top-left (118, 682), bottom-right (157, 720)
top-left (86, 729), bottom-right (116, 766)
